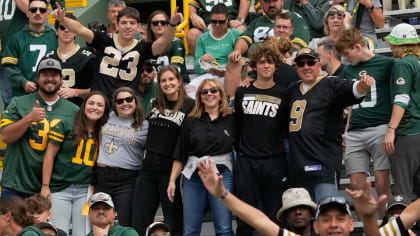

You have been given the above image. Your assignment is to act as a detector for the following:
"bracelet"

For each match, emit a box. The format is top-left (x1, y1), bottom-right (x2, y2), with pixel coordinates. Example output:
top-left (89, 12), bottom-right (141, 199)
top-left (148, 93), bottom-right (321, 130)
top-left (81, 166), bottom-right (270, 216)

top-left (42, 184), bottom-right (49, 186)
top-left (219, 189), bottom-right (229, 200)
top-left (169, 22), bottom-right (177, 27)
top-left (388, 126), bottom-right (396, 130)
top-left (236, 17), bottom-right (245, 24)
top-left (74, 89), bottom-right (79, 97)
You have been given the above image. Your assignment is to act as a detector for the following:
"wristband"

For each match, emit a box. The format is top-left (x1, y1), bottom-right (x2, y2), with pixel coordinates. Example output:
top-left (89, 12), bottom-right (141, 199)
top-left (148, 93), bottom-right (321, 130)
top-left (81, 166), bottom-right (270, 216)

top-left (42, 184), bottom-right (49, 186)
top-left (388, 126), bottom-right (396, 130)
top-left (236, 17), bottom-right (245, 24)
top-left (219, 189), bottom-right (229, 199)
top-left (367, 5), bottom-right (374, 12)
top-left (74, 89), bottom-right (79, 97)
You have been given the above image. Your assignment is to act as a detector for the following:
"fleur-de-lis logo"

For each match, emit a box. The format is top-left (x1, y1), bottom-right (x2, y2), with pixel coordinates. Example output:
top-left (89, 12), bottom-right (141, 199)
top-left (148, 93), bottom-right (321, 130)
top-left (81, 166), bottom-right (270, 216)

top-left (104, 140), bottom-right (118, 155)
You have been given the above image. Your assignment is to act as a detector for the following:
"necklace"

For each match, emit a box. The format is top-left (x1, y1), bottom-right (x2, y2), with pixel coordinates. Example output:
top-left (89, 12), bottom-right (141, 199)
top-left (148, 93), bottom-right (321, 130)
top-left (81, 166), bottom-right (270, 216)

top-left (344, 0), bottom-right (360, 18)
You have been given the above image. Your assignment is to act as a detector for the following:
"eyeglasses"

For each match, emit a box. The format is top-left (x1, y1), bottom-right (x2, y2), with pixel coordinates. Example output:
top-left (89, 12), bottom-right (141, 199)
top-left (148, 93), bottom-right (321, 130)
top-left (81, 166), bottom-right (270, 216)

top-left (210, 19), bottom-right (227, 25)
top-left (200, 87), bottom-right (219, 95)
top-left (58, 25), bottom-right (66, 31)
top-left (116, 96), bottom-right (134, 105)
top-left (296, 60), bottom-right (318, 67)
top-left (328, 10), bottom-right (345, 17)
top-left (151, 20), bottom-right (169, 26)
top-left (29, 7), bottom-right (48, 14)
top-left (150, 233), bottom-right (171, 236)
top-left (141, 67), bottom-right (154, 73)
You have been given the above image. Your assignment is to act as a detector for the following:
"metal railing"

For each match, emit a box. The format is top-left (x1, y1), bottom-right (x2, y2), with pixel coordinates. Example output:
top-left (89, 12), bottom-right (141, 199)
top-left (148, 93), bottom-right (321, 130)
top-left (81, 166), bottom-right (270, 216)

top-left (171, 0), bottom-right (190, 54)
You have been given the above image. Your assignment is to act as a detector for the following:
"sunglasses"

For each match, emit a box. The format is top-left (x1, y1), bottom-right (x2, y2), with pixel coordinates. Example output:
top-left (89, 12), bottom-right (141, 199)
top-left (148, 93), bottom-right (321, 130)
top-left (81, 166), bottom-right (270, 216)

top-left (200, 87), bottom-right (219, 95)
top-left (328, 10), bottom-right (345, 17)
top-left (210, 19), bottom-right (227, 25)
top-left (58, 25), bottom-right (66, 31)
top-left (245, 70), bottom-right (256, 79)
top-left (29, 7), bottom-right (48, 14)
top-left (141, 67), bottom-right (154, 73)
top-left (296, 60), bottom-right (318, 67)
top-left (116, 96), bottom-right (134, 105)
top-left (151, 20), bottom-right (169, 26)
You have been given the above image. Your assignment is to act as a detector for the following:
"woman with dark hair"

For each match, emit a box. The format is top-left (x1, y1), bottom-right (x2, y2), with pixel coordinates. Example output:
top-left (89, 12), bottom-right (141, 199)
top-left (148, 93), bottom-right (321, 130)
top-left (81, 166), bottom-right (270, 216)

top-left (0, 197), bottom-right (42, 236)
top-left (147, 10), bottom-right (189, 83)
top-left (168, 78), bottom-right (235, 236)
top-left (41, 91), bottom-right (109, 235)
top-left (95, 87), bottom-right (148, 227)
top-left (132, 66), bottom-right (195, 236)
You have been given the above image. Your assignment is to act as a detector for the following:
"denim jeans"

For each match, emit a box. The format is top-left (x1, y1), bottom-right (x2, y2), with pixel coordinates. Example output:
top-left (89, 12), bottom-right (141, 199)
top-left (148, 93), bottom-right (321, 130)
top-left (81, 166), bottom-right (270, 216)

top-left (0, 64), bottom-right (13, 108)
top-left (50, 184), bottom-right (89, 236)
top-left (0, 187), bottom-right (30, 199)
top-left (182, 170), bottom-right (233, 236)
top-left (305, 173), bottom-right (339, 203)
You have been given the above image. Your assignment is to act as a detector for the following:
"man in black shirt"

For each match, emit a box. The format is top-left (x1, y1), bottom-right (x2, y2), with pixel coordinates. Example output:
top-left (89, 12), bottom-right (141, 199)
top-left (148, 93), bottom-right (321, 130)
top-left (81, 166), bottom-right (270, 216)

top-left (234, 42), bottom-right (290, 236)
top-left (317, 39), bottom-right (345, 77)
top-left (288, 47), bottom-right (373, 202)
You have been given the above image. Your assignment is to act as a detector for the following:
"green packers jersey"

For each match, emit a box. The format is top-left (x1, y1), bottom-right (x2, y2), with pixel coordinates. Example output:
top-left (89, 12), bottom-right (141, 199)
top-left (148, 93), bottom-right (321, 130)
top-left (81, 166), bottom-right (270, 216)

top-left (49, 124), bottom-right (97, 192)
top-left (239, 12), bottom-right (310, 50)
top-left (189, 0), bottom-right (239, 23)
top-left (0, 93), bottom-right (79, 195)
top-left (343, 54), bottom-right (395, 130)
top-left (1, 25), bottom-right (58, 97)
top-left (391, 54), bottom-right (420, 136)
top-left (156, 38), bottom-right (190, 83)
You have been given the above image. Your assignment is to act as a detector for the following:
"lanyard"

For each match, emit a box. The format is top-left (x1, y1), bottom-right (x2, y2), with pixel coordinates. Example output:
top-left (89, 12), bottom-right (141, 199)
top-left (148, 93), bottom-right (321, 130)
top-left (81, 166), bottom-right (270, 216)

top-left (344, 0), bottom-right (360, 18)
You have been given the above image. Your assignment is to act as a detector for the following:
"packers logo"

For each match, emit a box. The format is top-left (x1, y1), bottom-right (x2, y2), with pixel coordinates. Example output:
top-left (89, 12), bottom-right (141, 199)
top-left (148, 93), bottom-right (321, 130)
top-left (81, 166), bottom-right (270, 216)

top-left (358, 70), bottom-right (367, 77)
top-left (396, 77), bottom-right (406, 85)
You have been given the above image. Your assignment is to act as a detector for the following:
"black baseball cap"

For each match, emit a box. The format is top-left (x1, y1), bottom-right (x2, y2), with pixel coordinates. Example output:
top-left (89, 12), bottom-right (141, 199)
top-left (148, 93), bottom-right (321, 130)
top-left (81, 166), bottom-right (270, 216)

top-left (294, 47), bottom-right (320, 62)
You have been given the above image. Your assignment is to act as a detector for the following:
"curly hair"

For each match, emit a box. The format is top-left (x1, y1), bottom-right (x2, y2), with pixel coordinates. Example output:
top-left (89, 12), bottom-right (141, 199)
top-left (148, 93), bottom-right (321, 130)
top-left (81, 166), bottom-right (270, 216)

top-left (249, 42), bottom-right (282, 68)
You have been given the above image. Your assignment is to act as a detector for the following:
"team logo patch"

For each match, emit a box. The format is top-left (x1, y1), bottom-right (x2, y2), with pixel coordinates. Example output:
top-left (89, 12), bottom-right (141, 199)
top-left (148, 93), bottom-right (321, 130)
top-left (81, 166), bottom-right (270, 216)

top-left (358, 70), bottom-right (368, 77)
top-left (396, 77), bottom-right (406, 85)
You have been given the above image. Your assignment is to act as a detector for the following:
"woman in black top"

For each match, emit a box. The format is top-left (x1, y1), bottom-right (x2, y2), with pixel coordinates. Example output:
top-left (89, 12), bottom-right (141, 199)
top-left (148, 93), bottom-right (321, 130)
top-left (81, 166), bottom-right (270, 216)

top-left (168, 79), bottom-right (235, 236)
top-left (132, 66), bottom-right (194, 236)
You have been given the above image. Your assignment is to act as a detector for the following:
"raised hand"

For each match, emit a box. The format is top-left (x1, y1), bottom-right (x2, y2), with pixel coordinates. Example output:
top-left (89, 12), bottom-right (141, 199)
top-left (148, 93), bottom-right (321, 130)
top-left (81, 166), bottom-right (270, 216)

top-left (24, 81), bottom-right (37, 93)
top-left (28, 100), bottom-right (46, 123)
top-left (169, 7), bottom-right (184, 26)
top-left (198, 159), bottom-right (225, 198)
top-left (52, 2), bottom-right (65, 21)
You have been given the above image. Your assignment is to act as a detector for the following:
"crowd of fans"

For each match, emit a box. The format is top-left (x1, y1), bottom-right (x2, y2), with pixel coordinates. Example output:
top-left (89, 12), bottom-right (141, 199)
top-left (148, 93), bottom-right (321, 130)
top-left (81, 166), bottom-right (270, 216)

top-left (0, 0), bottom-right (420, 236)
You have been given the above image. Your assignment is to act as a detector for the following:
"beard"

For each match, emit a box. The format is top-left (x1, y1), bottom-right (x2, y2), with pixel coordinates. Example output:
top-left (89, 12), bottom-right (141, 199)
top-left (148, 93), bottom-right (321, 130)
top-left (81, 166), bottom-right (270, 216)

top-left (38, 83), bottom-right (60, 95)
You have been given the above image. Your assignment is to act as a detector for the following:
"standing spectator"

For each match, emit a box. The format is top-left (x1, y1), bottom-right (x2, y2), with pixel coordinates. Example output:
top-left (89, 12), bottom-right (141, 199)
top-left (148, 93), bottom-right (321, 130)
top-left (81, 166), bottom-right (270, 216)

top-left (87, 192), bottom-right (139, 236)
top-left (286, 0), bottom-right (329, 39)
top-left (276, 188), bottom-right (317, 236)
top-left (147, 11), bottom-right (189, 84)
top-left (107, 0), bottom-right (126, 35)
top-left (317, 39), bottom-right (344, 77)
top-left (335, 27), bottom-right (395, 217)
top-left (333, 0), bottom-right (384, 44)
top-left (40, 92), bottom-right (109, 235)
top-left (95, 87), bottom-right (148, 227)
top-left (137, 61), bottom-right (158, 116)
top-left (187, 0), bottom-right (250, 54)
top-left (168, 79), bottom-right (235, 236)
top-left (288, 47), bottom-right (372, 202)
top-left (52, 5), bottom-right (183, 99)
top-left (233, 43), bottom-right (289, 236)
top-left (383, 23), bottom-right (420, 200)
top-left (2, 0), bottom-right (58, 98)
top-left (0, 58), bottom-right (78, 199)
top-left (45, 13), bottom-right (95, 106)
top-left (132, 66), bottom-right (194, 236)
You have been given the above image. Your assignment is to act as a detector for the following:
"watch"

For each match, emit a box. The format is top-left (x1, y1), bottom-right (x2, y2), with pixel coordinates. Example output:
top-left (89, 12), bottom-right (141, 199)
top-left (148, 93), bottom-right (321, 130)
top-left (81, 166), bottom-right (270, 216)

top-left (367, 5), bottom-right (375, 12)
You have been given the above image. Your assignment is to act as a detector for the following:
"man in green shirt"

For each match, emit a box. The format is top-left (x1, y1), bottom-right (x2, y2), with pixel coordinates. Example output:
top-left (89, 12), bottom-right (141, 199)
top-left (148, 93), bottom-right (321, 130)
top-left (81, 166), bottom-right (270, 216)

top-left (87, 192), bottom-right (139, 236)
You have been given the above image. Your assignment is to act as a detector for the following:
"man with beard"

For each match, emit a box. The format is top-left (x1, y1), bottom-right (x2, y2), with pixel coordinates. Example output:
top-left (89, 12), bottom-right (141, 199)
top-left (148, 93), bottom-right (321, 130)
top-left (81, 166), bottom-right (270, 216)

top-left (317, 39), bottom-right (344, 77)
top-left (87, 192), bottom-right (138, 236)
top-left (1, 0), bottom-right (59, 98)
top-left (0, 58), bottom-right (78, 199)
top-left (137, 61), bottom-right (157, 115)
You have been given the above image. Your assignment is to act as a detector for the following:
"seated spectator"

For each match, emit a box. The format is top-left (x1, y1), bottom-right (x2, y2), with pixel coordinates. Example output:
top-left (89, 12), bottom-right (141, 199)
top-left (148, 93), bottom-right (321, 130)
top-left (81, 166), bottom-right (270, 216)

top-left (0, 197), bottom-right (45, 236)
top-left (333, 0), bottom-right (384, 44)
top-left (87, 192), bottom-right (139, 236)
top-left (147, 10), bottom-right (189, 84)
top-left (35, 222), bottom-right (59, 236)
top-left (380, 194), bottom-right (411, 227)
top-left (286, 0), bottom-right (329, 39)
top-left (186, 3), bottom-right (242, 98)
top-left (187, 0), bottom-right (250, 54)
top-left (137, 61), bottom-right (158, 116)
top-left (25, 194), bottom-right (67, 236)
top-left (146, 222), bottom-right (171, 236)
top-left (276, 188), bottom-right (317, 236)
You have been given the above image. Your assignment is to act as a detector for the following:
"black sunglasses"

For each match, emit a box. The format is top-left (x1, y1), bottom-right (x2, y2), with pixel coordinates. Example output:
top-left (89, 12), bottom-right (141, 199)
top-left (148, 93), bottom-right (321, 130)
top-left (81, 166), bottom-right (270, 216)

top-left (328, 10), bottom-right (345, 17)
top-left (58, 25), bottom-right (66, 31)
top-left (296, 60), bottom-right (318, 67)
top-left (210, 19), bottom-right (227, 25)
top-left (200, 87), bottom-right (219, 95)
top-left (29, 7), bottom-right (48, 14)
top-left (151, 20), bottom-right (169, 26)
top-left (141, 67), bottom-right (154, 73)
top-left (116, 96), bottom-right (134, 105)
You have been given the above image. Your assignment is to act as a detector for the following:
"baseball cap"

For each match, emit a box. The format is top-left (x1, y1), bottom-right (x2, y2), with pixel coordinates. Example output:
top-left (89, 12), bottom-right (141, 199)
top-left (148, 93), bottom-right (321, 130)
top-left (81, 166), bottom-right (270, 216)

top-left (385, 194), bottom-right (411, 213)
top-left (36, 58), bottom-right (62, 76)
top-left (146, 222), bottom-right (171, 236)
top-left (276, 188), bottom-right (317, 222)
top-left (294, 47), bottom-right (320, 62)
top-left (89, 192), bottom-right (114, 208)
top-left (35, 222), bottom-right (58, 236)
top-left (315, 196), bottom-right (352, 219)
top-left (384, 23), bottom-right (420, 45)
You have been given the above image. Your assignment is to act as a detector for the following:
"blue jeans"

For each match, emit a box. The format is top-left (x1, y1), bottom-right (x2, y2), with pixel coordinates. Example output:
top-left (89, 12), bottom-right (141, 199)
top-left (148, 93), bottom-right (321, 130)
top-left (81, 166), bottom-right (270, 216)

top-left (305, 173), bottom-right (339, 203)
top-left (0, 64), bottom-right (13, 108)
top-left (50, 184), bottom-right (89, 236)
top-left (182, 169), bottom-right (233, 236)
top-left (0, 187), bottom-right (30, 199)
